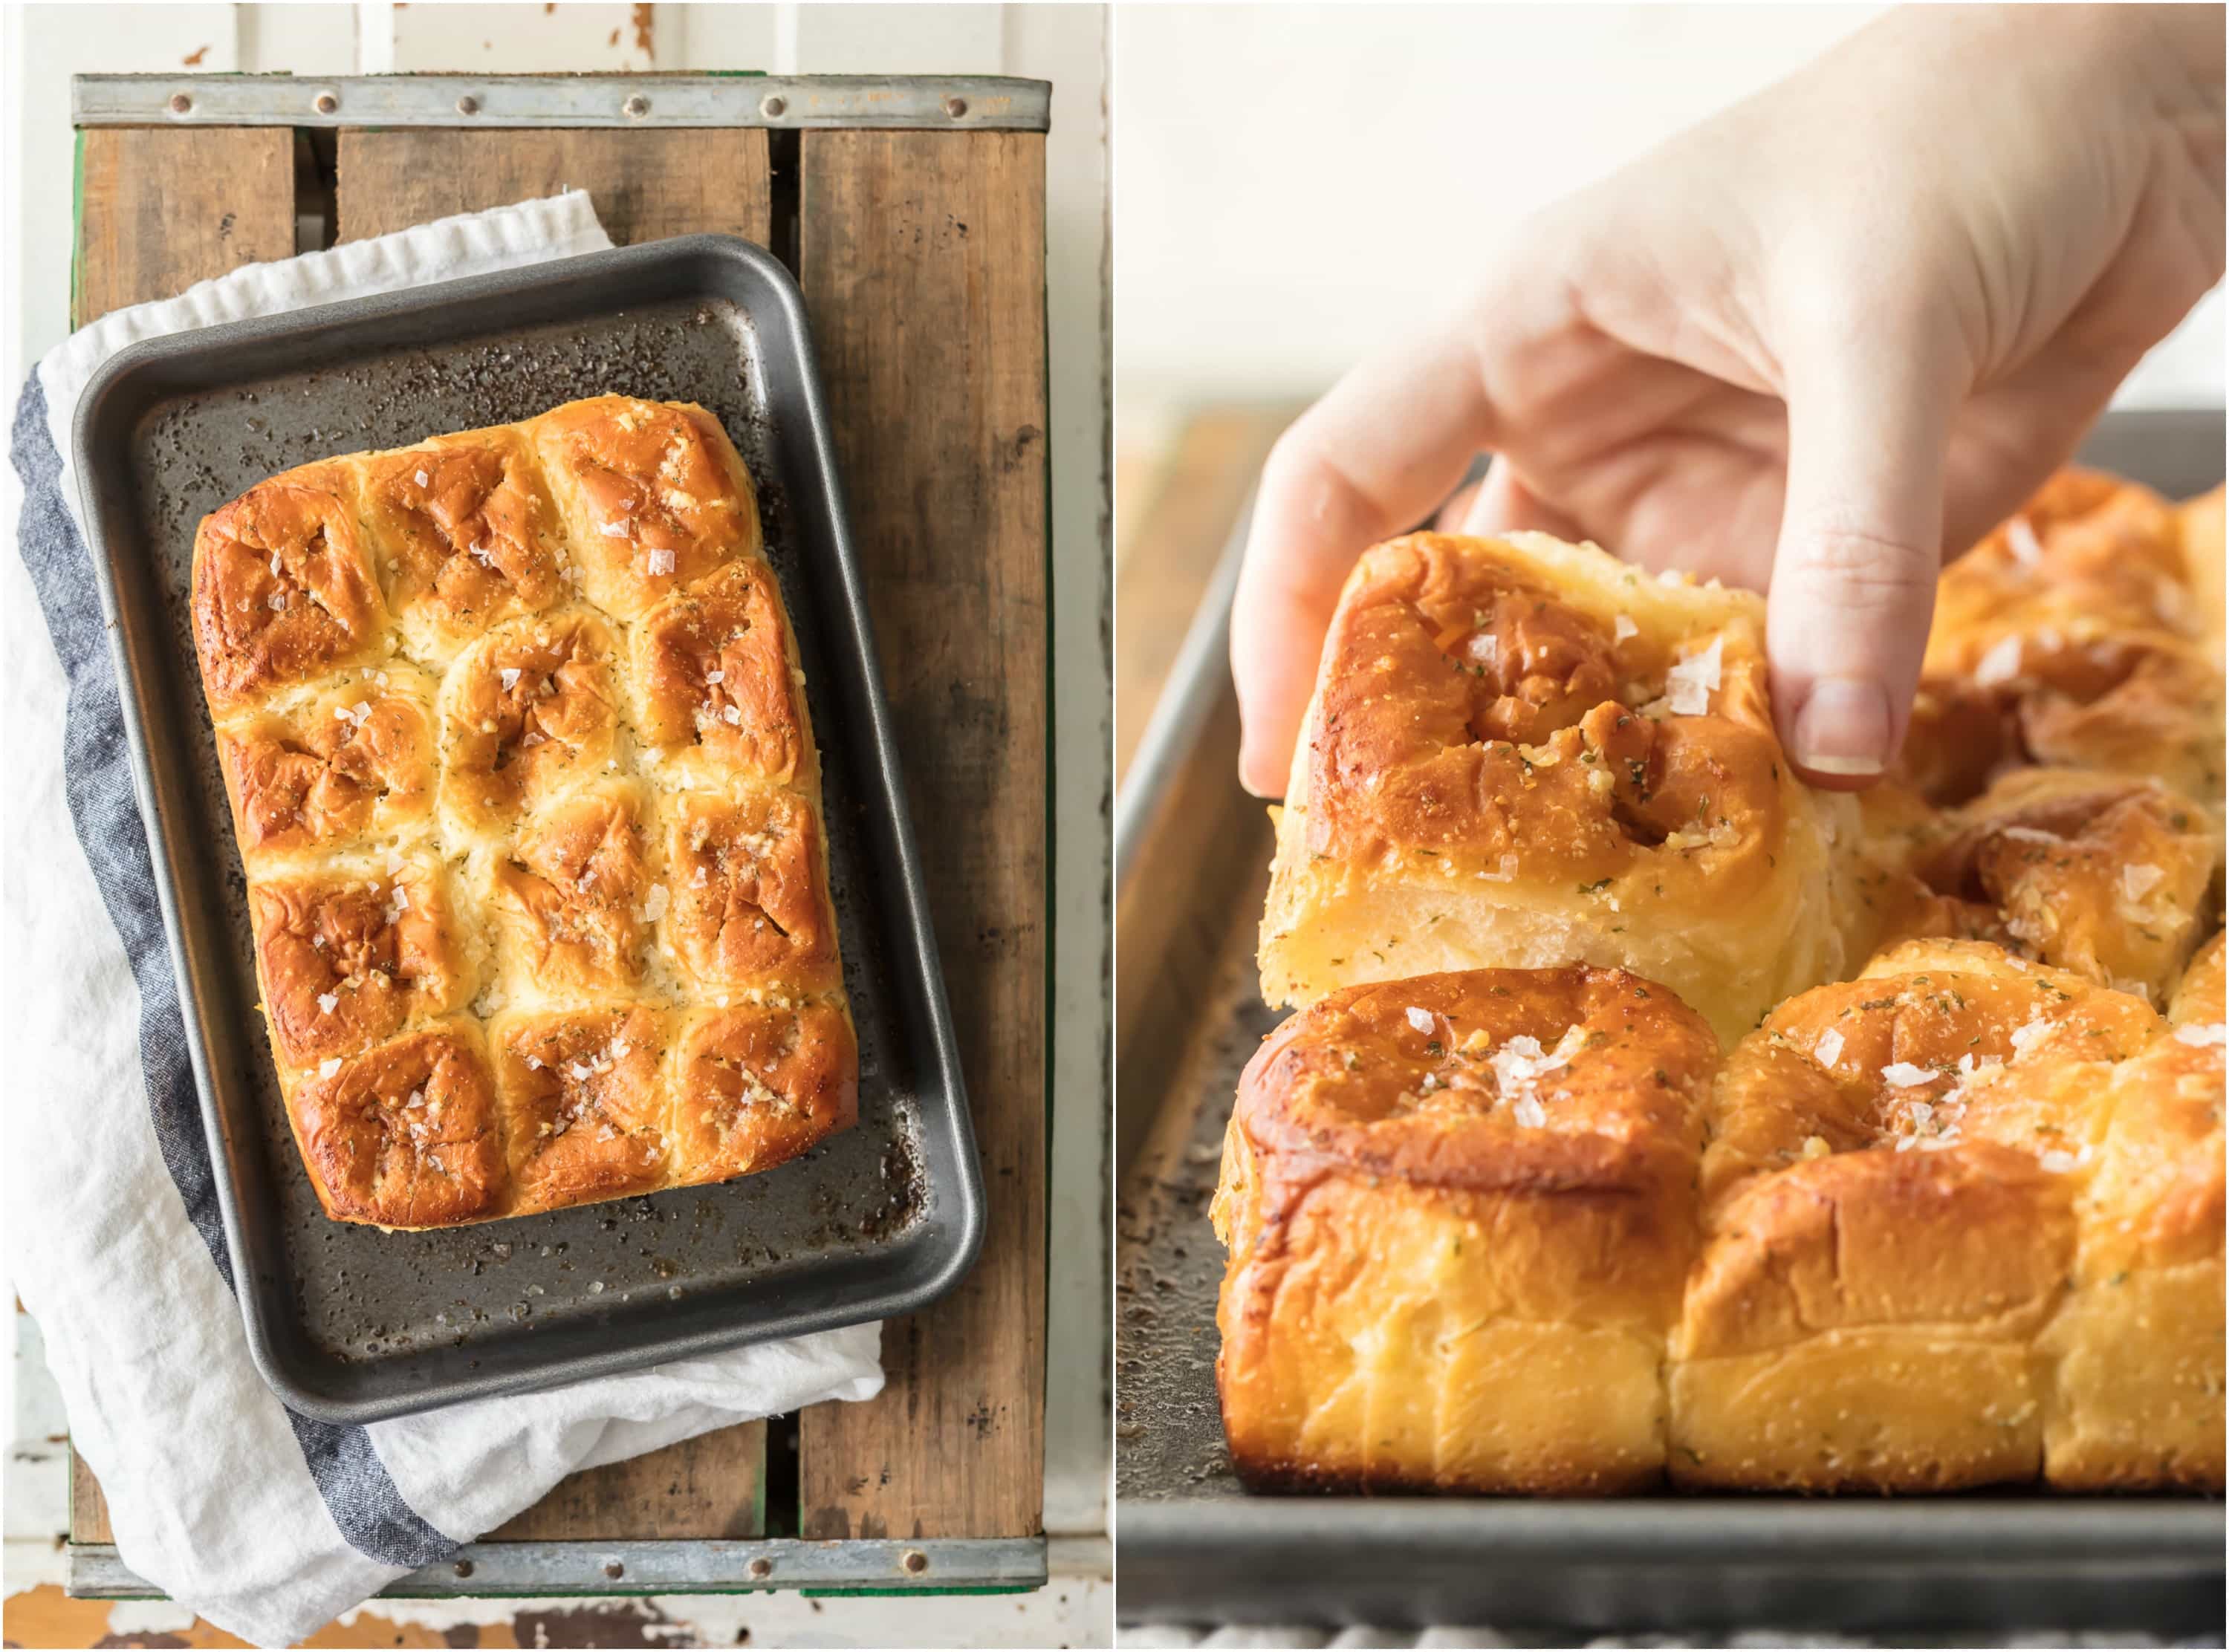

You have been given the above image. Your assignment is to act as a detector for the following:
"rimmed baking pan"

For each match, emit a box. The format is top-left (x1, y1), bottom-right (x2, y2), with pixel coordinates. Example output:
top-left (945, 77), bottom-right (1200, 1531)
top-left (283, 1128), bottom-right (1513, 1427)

top-left (71, 234), bottom-right (984, 1424)
top-left (1112, 407), bottom-right (2228, 1635)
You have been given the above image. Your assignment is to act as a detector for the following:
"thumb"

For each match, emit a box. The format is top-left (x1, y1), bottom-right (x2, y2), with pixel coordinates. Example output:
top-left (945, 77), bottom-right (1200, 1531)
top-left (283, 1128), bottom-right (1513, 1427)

top-left (1768, 326), bottom-right (1962, 789)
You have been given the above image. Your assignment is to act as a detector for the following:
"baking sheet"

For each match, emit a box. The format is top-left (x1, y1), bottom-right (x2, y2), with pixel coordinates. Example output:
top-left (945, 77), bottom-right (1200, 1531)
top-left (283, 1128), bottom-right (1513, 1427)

top-left (71, 235), bottom-right (983, 1423)
top-left (1113, 407), bottom-right (2228, 1633)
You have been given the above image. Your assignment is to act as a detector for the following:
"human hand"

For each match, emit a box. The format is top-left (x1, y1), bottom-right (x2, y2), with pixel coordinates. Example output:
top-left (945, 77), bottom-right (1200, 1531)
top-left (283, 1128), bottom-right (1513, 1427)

top-left (1231, 3), bottom-right (2225, 796)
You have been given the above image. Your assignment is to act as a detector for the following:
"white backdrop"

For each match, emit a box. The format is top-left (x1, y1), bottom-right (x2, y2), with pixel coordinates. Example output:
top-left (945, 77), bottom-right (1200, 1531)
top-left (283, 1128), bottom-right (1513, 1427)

top-left (1114, 2), bottom-right (2224, 407)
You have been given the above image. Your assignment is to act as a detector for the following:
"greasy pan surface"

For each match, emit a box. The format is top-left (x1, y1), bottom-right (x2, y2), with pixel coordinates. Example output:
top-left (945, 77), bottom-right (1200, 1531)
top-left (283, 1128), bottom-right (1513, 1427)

top-left (72, 237), bottom-right (982, 1422)
top-left (1113, 409), bottom-right (2225, 1633)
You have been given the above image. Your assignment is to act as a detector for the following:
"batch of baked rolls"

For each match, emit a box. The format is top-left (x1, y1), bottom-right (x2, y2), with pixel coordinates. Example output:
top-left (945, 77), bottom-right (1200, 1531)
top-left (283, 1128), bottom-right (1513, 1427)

top-left (1216, 468), bottom-right (2225, 1494)
top-left (189, 395), bottom-right (854, 1231)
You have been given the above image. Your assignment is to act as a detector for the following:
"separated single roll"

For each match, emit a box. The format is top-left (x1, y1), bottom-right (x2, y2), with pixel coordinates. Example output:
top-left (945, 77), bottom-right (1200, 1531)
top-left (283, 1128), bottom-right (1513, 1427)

top-left (1213, 966), bottom-right (1716, 1493)
top-left (191, 399), bottom-right (854, 1229)
top-left (1671, 939), bottom-right (2204, 1492)
top-left (1260, 531), bottom-right (1853, 1047)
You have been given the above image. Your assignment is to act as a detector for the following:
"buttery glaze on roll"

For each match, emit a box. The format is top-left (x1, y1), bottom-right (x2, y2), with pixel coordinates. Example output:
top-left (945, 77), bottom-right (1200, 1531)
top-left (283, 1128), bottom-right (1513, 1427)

top-left (1213, 966), bottom-right (1716, 1493)
top-left (191, 397), bottom-right (854, 1230)
top-left (1900, 469), bottom-right (2225, 808)
top-left (1672, 939), bottom-right (2219, 1492)
top-left (1842, 767), bottom-right (2220, 1003)
top-left (1230, 466), bottom-right (2225, 1500)
top-left (1260, 531), bottom-right (1854, 1047)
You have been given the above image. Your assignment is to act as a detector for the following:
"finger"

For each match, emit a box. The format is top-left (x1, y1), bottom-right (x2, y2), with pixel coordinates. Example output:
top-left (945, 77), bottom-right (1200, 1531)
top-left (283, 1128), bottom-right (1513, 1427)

top-left (1434, 475), bottom-right (1485, 533)
top-left (1233, 320), bottom-right (1505, 796)
top-left (1768, 316), bottom-right (1965, 790)
top-left (1456, 460), bottom-right (1590, 543)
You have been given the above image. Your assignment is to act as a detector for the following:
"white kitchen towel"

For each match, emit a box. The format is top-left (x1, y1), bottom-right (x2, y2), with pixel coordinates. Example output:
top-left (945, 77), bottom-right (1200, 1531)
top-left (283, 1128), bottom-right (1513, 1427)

top-left (2, 191), bottom-right (881, 1649)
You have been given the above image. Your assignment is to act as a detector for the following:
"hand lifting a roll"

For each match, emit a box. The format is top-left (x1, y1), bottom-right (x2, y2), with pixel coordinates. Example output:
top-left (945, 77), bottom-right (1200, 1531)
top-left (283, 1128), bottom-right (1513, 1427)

top-left (1231, 4), bottom-right (2226, 793)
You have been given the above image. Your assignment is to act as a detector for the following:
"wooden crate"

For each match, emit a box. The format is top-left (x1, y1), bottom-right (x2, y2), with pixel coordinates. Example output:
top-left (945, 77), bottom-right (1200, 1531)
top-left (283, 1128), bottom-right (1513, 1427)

top-left (65, 73), bottom-right (1048, 1601)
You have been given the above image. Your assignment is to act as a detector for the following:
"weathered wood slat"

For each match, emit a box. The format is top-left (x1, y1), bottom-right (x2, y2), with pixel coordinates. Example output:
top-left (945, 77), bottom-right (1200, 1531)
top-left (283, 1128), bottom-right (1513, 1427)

top-left (69, 1449), bottom-right (114, 1545)
top-left (795, 129), bottom-right (1050, 1541)
top-left (334, 129), bottom-right (771, 244)
top-left (321, 124), bottom-right (782, 1547)
top-left (488, 1422), bottom-right (765, 1540)
top-left (66, 114), bottom-right (1047, 1561)
top-left (73, 128), bottom-right (296, 325)
top-left (69, 120), bottom-right (295, 1558)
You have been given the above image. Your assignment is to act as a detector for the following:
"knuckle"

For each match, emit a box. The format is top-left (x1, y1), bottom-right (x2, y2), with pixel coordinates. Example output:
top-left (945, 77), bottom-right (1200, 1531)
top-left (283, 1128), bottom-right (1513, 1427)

top-left (1784, 529), bottom-right (1938, 611)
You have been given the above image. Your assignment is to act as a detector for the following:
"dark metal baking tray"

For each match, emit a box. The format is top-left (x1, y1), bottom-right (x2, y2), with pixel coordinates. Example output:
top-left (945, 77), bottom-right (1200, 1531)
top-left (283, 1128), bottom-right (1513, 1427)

top-left (1113, 408), bottom-right (2227, 1634)
top-left (71, 234), bottom-right (984, 1424)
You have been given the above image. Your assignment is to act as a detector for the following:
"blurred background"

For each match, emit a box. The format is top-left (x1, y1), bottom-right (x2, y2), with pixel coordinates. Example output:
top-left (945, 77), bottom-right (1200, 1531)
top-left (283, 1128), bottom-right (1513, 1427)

top-left (1112, 3), bottom-right (2224, 778)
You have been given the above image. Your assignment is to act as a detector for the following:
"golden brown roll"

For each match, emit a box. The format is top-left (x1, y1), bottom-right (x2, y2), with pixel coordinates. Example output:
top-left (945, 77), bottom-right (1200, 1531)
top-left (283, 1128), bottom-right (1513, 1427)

top-left (632, 559), bottom-right (811, 788)
top-left (291, 1022), bottom-right (507, 1229)
top-left (2038, 1012), bottom-right (2225, 1489)
top-left (360, 428), bottom-right (566, 661)
top-left (492, 1007), bottom-right (672, 1215)
top-left (192, 398), bottom-right (854, 1229)
top-left (1213, 967), bottom-right (1716, 1493)
top-left (1260, 531), bottom-right (1852, 1047)
top-left (672, 1001), bottom-right (860, 1183)
top-left (215, 668), bottom-right (437, 864)
top-left (532, 396), bottom-right (762, 620)
top-left (1930, 471), bottom-right (2199, 668)
top-left (191, 465), bottom-right (388, 716)
top-left (1902, 470), bottom-right (2225, 807)
top-left (663, 781), bottom-right (841, 997)
top-left (1671, 940), bottom-right (2173, 1492)
top-left (437, 608), bottom-right (623, 838)
top-left (249, 856), bottom-right (478, 1067)
top-left (1849, 768), bottom-right (2221, 1004)
top-left (481, 780), bottom-right (652, 1007)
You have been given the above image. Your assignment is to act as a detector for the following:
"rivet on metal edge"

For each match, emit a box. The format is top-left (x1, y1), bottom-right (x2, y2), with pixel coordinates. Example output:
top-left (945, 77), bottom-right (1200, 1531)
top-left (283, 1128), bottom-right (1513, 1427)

top-left (455, 94), bottom-right (480, 116)
top-left (747, 1556), bottom-right (773, 1579)
top-left (901, 1549), bottom-right (929, 1574)
top-left (452, 1559), bottom-right (474, 1578)
top-left (167, 92), bottom-right (191, 116)
top-left (760, 94), bottom-right (787, 119)
top-left (943, 96), bottom-right (968, 120)
top-left (314, 91), bottom-right (339, 115)
top-left (603, 1560), bottom-right (625, 1579)
top-left (623, 94), bottom-right (650, 119)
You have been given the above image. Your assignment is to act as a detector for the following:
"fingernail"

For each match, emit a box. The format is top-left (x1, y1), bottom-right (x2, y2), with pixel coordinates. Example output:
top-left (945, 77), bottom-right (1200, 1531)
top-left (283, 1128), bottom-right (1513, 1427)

top-left (1792, 677), bottom-right (1889, 776)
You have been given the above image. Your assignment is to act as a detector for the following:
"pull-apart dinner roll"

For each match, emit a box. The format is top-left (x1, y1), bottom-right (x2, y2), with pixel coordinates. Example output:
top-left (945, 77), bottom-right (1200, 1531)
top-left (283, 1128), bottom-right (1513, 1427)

top-left (193, 399), bottom-right (854, 1229)
top-left (2176, 485), bottom-right (2225, 653)
top-left (360, 427), bottom-right (567, 663)
top-left (1213, 966), bottom-right (1716, 1492)
top-left (1233, 466), bottom-right (2223, 1499)
top-left (1670, 940), bottom-right (2200, 1492)
top-left (1843, 768), bottom-right (2220, 1003)
top-left (1901, 470), bottom-right (2225, 807)
top-left (191, 463), bottom-right (389, 716)
top-left (1261, 532), bottom-right (1853, 1047)
top-left (2037, 1008), bottom-right (2225, 1489)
